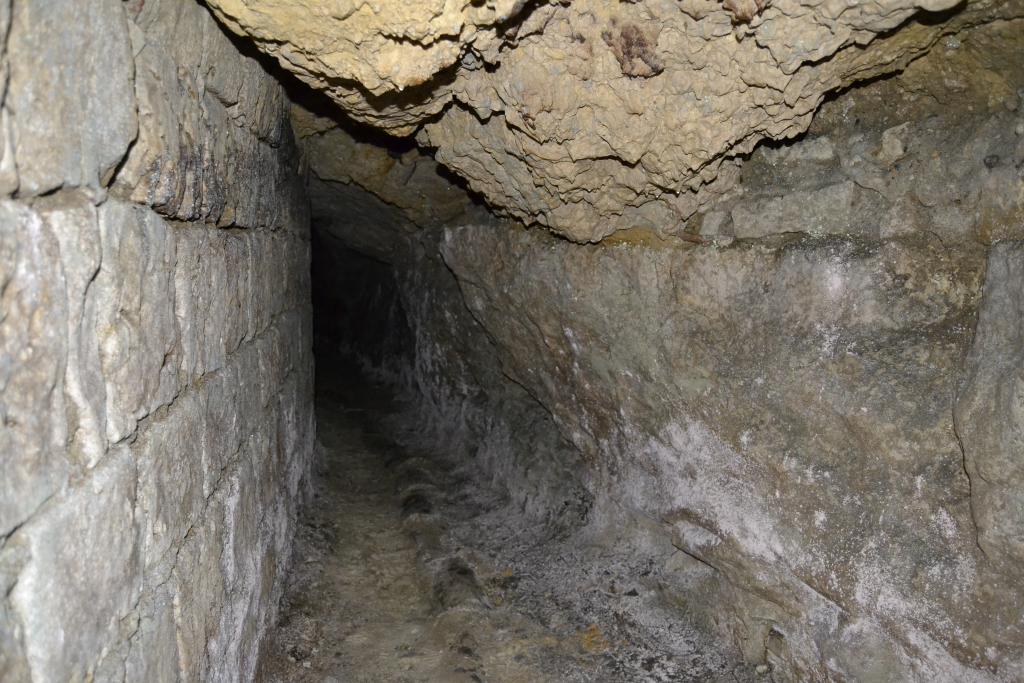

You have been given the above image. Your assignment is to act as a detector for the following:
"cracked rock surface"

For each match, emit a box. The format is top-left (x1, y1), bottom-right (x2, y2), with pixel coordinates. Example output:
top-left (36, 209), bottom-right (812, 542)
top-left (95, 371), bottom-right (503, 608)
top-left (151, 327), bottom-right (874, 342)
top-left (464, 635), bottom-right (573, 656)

top-left (0, 1), bottom-right (314, 680)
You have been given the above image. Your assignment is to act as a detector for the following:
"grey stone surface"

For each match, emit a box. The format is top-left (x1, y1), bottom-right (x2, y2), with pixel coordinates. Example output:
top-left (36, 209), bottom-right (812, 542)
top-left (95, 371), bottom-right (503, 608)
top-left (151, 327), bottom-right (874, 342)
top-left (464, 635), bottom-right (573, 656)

top-left (698, 28), bottom-right (1024, 247)
top-left (124, 587), bottom-right (180, 683)
top-left (956, 242), bottom-right (1024, 578)
top-left (730, 180), bottom-right (858, 238)
top-left (0, 1), bottom-right (314, 681)
top-left (0, 201), bottom-right (69, 539)
top-left (43, 195), bottom-right (108, 467)
top-left (703, 108), bottom-right (1024, 243)
top-left (9, 452), bottom-right (141, 682)
top-left (95, 201), bottom-right (180, 444)
top-left (439, 225), bottom-right (1024, 680)
top-left (6, 0), bottom-right (137, 196)
top-left (115, 0), bottom-right (306, 231)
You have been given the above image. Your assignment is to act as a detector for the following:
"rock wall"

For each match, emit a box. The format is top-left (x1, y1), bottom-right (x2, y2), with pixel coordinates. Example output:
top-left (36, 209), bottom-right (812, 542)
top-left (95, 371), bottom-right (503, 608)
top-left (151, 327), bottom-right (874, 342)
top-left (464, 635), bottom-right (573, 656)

top-left (302, 22), bottom-right (1024, 679)
top-left (427, 59), bottom-right (1024, 678)
top-left (0, 1), bottom-right (314, 681)
top-left (955, 243), bottom-right (1024, 586)
top-left (442, 226), bottom-right (1021, 681)
top-left (309, 168), bottom-right (590, 523)
top-left (427, 56), bottom-right (1024, 676)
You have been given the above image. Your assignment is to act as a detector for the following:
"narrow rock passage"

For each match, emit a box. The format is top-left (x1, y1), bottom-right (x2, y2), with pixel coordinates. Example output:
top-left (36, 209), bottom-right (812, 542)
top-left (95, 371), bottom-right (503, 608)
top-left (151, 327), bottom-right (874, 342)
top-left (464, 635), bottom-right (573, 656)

top-left (257, 355), bottom-right (756, 683)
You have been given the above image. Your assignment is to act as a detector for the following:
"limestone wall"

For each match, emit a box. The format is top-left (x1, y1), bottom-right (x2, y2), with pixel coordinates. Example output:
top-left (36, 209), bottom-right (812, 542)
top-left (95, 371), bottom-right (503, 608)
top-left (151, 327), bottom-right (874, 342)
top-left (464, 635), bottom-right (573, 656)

top-left (304, 26), bottom-right (1024, 677)
top-left (0, 1), bottom-right (314, 680)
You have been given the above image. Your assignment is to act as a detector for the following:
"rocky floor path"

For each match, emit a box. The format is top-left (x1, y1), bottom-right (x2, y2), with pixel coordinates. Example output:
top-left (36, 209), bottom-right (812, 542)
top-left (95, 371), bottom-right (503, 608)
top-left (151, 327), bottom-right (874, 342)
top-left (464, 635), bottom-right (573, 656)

top-left (256, 359), bottom-right (757, 682)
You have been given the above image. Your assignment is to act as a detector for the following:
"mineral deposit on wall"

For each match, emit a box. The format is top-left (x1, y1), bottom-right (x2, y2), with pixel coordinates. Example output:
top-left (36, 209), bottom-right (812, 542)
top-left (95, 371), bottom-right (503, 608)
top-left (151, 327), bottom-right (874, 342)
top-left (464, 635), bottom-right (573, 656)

top-left (295, 24), bottom-right (1024, 676)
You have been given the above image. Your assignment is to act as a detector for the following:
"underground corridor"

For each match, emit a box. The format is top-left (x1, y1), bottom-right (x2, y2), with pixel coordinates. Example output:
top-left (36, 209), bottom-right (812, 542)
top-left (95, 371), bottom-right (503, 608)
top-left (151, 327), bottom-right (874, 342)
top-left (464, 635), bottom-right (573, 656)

top-left (2, 1), bottom-right (1024, 682)
top-left (257, 241), bottom-right (754, 681)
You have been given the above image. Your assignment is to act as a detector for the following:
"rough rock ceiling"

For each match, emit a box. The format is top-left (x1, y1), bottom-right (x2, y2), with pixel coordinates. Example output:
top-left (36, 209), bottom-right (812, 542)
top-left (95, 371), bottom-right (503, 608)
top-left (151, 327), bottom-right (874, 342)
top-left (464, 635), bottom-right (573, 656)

top-left (205, 0), bottom-right (1024, 242)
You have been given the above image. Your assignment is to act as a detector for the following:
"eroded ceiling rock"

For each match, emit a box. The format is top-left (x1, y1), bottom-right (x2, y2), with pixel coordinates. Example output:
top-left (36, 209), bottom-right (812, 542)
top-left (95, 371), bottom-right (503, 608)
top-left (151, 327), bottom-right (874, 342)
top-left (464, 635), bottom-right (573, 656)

top-left (207, 0), bottom-right (1024, 241)
top-left (292, 101), bottom-right (484, 232)
top-left (203, 0), bottom-right (533, 134)
top-left (423, 0), bottom-right (1024, 241)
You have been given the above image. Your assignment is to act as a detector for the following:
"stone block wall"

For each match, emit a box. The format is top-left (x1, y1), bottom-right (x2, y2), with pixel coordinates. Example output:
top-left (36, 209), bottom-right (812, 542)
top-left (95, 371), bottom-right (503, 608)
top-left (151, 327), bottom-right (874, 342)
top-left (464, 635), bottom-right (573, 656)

top-left (0, 1), bottom-right (314, 680)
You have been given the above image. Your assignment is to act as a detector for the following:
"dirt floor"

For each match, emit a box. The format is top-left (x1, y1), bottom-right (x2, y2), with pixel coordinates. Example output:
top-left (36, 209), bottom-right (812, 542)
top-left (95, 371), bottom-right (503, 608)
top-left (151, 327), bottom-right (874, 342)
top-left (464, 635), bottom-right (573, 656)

top-left (256, 358), bottom-right (761, 682)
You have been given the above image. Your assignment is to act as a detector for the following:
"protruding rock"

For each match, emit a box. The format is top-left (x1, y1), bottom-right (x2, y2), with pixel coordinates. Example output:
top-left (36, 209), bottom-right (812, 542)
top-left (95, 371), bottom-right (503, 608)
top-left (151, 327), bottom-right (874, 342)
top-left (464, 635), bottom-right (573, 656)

top-left (205, 0), bottom-right (1024, 241)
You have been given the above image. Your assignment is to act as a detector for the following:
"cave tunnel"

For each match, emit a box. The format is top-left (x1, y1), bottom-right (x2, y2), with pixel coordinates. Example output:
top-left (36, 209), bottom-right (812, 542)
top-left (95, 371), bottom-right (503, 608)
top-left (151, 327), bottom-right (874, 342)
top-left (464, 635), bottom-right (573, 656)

top-left (2, 0), bottom-right (1024, 682)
